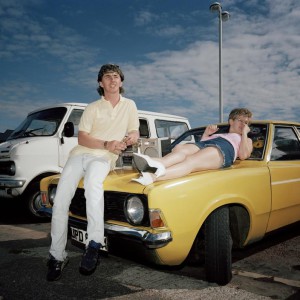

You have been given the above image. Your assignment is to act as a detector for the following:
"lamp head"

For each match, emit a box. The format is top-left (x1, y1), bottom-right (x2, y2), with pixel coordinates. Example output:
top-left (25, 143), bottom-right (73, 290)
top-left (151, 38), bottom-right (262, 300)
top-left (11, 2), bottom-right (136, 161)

top-left (222, 11), bottom-right (230, 21)
top-left (209, 2), bottom-right (222, 13)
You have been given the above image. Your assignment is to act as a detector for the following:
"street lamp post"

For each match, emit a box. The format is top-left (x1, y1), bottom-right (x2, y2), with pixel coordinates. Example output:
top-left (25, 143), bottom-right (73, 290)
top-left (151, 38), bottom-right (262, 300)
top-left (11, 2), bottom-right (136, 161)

top-left (209, 2), bottom-right (230, 123)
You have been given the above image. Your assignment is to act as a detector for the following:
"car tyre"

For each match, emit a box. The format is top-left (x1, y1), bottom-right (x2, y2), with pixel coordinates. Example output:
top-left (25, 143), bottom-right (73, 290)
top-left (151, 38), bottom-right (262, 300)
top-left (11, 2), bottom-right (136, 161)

top-left (204, 206), bottom-right (232, 285)
top-left (23, 181), bottom-right (48, 220)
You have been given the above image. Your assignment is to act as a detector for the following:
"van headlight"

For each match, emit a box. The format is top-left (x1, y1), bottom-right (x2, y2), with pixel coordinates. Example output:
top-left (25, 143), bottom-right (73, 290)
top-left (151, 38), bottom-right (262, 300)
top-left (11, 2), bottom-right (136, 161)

top-left (8, 162), bottom-right (16, 176)
top-left (48, 185), bottom-right (57, 205)
top-left (0, 161), bottom-right (16, 176)
top-left (124, 196), bottom-right (145, 225)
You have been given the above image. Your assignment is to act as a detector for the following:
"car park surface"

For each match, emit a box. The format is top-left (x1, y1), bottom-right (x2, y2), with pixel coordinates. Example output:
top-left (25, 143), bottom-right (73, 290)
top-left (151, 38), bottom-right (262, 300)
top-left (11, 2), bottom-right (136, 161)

top-left (0, 208), bottom-right (299, 300)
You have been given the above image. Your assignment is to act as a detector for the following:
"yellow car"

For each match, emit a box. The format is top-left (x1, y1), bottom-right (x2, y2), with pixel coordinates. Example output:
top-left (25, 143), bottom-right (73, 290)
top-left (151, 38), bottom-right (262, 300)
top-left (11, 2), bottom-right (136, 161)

top-left (40, 120), bottom-right (300, 285)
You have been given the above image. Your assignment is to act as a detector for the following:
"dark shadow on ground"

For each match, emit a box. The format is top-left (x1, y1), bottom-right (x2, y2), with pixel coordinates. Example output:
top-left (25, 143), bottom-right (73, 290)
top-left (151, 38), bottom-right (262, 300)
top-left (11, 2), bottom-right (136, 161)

top-left (101, 221), bottom-right (300, 283)
top-left (0, 197), bottom-right (50, 224)
top-left (232, 221), bottom-right (300, 262)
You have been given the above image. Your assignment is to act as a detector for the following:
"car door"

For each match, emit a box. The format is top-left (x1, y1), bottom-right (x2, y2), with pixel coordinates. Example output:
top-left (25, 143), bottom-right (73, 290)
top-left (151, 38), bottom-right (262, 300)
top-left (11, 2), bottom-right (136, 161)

top-left (267, 125), bottom-right (300, 232)
top-left (59, 108), bottom-right (84, 167)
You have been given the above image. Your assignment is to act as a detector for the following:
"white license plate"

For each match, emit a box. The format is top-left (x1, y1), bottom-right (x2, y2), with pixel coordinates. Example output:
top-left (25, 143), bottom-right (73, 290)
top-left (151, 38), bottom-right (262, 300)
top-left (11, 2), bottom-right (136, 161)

top-left (70, 227), bottom-right (108, 252)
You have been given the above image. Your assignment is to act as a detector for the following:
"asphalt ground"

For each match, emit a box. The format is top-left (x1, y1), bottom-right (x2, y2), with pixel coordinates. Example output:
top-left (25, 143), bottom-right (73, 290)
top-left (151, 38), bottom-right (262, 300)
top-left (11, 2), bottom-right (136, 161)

top-left (0, 199), bottom-right (299, 300)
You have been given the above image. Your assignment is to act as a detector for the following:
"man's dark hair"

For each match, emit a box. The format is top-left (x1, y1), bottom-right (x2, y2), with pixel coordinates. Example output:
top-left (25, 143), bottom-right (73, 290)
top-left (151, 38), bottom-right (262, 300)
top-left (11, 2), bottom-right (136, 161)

top-left (97, 64), bottom-right (125, 96)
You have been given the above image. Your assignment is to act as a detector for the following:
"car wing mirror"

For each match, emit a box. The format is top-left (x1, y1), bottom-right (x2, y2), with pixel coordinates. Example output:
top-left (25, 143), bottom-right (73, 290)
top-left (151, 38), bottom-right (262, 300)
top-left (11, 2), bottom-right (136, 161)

top-left (63, 122), bottom-right (74, 138)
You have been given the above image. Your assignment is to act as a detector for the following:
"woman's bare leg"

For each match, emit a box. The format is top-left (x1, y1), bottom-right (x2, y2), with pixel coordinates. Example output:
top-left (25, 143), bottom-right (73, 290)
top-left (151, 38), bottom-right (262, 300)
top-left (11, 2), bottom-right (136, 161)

top-left (156, 147), bottom-right (223, 181)
top-left (154, 143), bottom-right (200, 168)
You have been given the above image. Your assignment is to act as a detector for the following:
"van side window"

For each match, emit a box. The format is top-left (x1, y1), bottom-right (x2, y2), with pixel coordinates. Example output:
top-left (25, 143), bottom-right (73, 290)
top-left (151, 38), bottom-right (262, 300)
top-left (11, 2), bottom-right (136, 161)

top-left (271, 126), bottom-right (300, 160)
top-left (139, 119), bottom-right (150, 138)
top-left (155, 120), bottom-right (189, 140)
top-left (67, 109), bottom-right (84, 137)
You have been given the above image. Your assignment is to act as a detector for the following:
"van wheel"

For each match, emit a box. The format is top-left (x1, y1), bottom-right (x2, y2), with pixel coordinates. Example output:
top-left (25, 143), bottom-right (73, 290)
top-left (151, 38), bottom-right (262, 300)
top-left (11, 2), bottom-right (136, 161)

top-left (23, 182), bottom-right (48, 220)
top-left (204, 206), bottom-right (232, 285)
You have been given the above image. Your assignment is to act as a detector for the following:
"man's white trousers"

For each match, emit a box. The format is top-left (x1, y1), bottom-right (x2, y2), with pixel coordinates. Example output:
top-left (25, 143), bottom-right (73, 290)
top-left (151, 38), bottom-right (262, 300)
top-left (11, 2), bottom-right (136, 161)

top-left (49, 154), bottom-right (110, 261)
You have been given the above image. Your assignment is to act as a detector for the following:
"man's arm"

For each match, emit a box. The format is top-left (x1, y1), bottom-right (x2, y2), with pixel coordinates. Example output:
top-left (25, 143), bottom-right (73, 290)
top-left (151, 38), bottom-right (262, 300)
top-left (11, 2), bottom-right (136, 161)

top-left (78, 131), bottom-right (126, 154)
top-left (78, 131), bottom-right (105, 149)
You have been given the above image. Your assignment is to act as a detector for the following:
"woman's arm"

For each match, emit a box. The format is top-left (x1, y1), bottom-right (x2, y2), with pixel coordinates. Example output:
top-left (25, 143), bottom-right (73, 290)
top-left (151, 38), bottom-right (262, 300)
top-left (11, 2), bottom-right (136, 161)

top-left (201, 125), bottom-right (219, 140)
top-left (238, 125), bottom-right (253, 160)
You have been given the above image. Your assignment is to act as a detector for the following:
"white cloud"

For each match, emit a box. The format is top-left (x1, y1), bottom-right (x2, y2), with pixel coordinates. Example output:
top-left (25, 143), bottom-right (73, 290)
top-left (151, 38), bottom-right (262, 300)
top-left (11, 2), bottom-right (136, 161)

top-left (134, 10), bottom-right (158, 26)
top-left (0, 0), bottom-right (299, 132)
top-left (122, 0), bottom-right (300, 126)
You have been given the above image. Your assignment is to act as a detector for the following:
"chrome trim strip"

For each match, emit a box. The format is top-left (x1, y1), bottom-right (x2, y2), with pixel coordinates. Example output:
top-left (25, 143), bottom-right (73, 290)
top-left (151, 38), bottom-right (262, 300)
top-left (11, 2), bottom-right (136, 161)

top-left (39, 208), bottom-right (173, 249)
top-left (0, 179), bottom-right (25, 188)
top-left (69, 215), bottom-right (172, 249)
top-left (105, 223), bottom-right (172, 249)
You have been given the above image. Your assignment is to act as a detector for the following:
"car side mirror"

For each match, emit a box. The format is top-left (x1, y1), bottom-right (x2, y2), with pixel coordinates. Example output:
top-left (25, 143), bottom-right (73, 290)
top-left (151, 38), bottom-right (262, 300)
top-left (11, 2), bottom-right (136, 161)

top-left (63, 122), bottom-right (74, 138)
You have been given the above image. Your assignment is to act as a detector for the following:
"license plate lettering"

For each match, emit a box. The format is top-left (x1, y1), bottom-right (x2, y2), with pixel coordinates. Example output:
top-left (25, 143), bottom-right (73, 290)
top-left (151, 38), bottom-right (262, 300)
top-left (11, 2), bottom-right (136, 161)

top-left (71, 227), bottom-right (87, 243)
top-left (70, 227), bottom-right (107, 251)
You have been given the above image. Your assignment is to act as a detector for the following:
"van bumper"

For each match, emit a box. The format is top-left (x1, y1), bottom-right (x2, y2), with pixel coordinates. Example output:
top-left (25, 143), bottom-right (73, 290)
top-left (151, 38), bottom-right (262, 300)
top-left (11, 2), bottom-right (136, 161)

top-left (0, 179), bottom-right (25, 198)
top-left (0, 178), bottom-right (25, 188)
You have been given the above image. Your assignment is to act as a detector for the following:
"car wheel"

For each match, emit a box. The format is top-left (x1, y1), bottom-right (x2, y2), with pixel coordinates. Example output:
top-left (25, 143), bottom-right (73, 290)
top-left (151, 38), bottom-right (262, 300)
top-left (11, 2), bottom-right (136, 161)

top-left (204, 206), bottom-right (232, 285)
top-left (187, 229), bottom-right (205, 265)
top-left (23, 182), bottom-right (48, 220)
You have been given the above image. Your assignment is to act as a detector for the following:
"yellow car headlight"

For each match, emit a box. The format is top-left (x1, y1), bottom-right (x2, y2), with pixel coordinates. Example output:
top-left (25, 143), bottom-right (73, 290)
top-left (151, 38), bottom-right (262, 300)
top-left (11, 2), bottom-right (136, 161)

top-left (124, 196), bottom-right (145, 225)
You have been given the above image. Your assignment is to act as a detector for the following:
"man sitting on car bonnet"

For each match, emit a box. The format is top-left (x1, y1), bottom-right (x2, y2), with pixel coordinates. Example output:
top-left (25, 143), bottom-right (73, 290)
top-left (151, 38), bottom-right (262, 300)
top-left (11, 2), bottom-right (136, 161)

top-left (46, 64), bottom-right (139, 281)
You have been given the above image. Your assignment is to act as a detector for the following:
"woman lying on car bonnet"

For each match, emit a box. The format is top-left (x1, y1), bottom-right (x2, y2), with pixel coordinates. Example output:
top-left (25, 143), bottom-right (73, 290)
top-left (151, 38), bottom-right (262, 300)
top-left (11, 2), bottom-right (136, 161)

top-left (132, 108), bottom-right (253, 185)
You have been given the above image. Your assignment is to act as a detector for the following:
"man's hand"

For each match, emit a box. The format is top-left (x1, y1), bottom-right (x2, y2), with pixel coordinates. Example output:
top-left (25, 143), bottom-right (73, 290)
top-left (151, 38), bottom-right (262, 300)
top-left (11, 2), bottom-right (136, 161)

top-left (106, 140), bottom-right (127, 155)
top-left (123, 131), bottom-right (139, 146)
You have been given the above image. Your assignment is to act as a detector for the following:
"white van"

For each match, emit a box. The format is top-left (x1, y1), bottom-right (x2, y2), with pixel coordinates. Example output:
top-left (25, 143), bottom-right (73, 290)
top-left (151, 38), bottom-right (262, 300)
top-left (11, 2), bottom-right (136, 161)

top-left (0, 103), bottom-right (190, 219)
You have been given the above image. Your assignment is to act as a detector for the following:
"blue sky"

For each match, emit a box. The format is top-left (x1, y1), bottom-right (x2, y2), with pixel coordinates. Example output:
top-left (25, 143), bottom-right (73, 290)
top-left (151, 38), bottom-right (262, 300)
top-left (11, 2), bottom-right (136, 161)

top-left (0, 0), bottom-right (300, 133)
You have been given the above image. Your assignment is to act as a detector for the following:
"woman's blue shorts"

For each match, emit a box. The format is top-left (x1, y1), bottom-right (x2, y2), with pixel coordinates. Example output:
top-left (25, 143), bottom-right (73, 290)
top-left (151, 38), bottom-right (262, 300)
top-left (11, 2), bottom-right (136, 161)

top-left (194, 137), bottom-right (235, 168)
